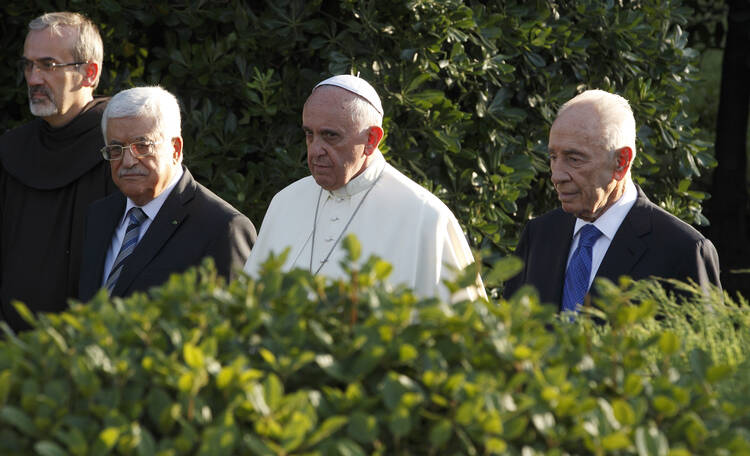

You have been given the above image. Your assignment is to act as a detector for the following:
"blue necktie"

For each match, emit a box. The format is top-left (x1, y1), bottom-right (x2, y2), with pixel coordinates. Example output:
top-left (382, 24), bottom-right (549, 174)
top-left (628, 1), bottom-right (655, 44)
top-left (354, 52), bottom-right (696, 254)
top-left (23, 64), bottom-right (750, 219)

top-left (105, 207), bottom-right (147, 293)
top-left (562, 224), bottom-right (603, 313)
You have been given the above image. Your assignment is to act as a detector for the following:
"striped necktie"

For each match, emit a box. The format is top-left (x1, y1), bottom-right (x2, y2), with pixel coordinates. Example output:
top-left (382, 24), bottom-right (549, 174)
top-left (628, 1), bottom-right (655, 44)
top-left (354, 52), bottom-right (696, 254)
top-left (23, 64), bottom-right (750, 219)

top-left (105, 207), bottom-right (147, 293)
top-left (562, 224), bottom-right (603, 314)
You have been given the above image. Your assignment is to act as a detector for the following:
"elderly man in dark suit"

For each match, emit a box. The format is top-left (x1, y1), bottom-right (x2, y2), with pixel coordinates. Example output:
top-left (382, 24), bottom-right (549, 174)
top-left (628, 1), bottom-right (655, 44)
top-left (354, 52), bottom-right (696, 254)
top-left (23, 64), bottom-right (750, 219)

top-left (503, 89), bottom-right (720, 313)
top-left (78, 86), bottom-right (256, 301)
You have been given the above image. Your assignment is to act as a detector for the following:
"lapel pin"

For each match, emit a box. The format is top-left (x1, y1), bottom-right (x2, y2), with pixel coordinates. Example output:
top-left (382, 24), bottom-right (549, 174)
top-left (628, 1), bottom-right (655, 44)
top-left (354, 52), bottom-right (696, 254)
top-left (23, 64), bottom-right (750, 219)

top-left (172, 220), bottom-right (178, 225)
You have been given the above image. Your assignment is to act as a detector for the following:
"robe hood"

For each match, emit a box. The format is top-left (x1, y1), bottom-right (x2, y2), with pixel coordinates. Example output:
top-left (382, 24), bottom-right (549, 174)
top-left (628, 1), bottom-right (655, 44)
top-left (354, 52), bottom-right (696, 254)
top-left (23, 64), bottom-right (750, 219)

top-left (0, 97), bottom-right (109, 190)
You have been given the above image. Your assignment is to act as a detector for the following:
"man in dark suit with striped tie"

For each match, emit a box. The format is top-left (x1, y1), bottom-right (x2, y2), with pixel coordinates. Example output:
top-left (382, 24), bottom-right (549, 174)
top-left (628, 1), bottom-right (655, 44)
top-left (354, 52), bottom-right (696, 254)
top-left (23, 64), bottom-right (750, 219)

top-left (503, 89), bottom-right (721, 314)
top-left (78, 86), bottom-right (256, 301)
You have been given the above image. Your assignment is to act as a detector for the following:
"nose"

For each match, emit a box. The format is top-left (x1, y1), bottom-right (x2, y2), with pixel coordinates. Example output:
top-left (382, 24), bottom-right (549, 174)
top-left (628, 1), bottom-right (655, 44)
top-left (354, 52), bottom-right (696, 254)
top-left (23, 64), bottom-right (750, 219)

top-left (26, 67), bottom-right (44, 85)
top-left (307, 135), bottom-right (326, 159)
top-left (550, 161), bottom-right (570, 186)
top-left (121, 147), bottom-right (140, 167)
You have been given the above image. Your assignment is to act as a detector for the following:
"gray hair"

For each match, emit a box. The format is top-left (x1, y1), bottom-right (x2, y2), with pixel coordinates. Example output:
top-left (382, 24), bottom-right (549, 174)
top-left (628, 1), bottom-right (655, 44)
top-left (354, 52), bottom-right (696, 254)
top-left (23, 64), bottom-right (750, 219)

top-left (28, 12), bottom-right (103, 88)
top-left (557, 89), bottom-right (637, 163)
top-left (102, 86), bottom-right (182, 143)
top-left (346, 94), bottom-right (383, 132)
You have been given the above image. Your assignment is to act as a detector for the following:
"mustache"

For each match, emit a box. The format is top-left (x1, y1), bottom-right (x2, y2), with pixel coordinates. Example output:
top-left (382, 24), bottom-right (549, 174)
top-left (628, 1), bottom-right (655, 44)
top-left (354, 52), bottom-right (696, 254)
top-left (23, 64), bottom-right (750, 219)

top-left (118, 168), bottom-right (149, 177)
top-left (28, 85), bottom-right (52, 99)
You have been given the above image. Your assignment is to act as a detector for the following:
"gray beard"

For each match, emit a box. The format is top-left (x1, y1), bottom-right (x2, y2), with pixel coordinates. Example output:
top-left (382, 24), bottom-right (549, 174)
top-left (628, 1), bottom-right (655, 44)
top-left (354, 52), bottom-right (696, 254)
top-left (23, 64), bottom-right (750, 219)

top-left (28, 87), bottom-right (59, 117)
top-left (30, 100), bottom-right (59, 117)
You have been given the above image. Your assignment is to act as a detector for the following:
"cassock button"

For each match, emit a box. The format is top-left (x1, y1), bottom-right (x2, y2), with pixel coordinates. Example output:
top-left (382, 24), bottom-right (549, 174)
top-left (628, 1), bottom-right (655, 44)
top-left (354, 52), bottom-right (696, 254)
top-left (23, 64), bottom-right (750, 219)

top-left (331, 216), bottom-right (339, 221)
top-left (325, 237), bottom-right (334, 242)
top-left (336, 197), bottom-right (344, 203)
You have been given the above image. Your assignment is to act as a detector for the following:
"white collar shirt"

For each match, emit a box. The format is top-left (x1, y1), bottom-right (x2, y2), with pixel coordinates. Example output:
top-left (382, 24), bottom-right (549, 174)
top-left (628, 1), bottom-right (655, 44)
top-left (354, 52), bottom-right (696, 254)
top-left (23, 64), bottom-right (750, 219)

top-left (567, 178), bottom-right (638, 288)
top-left (101, 166), bottom-right (184, 286)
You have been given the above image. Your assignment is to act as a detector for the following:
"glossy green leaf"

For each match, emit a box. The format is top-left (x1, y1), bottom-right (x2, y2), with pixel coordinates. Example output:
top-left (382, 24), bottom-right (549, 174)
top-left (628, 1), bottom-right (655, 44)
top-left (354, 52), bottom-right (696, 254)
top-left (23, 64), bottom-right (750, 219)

top-left (184, 343), bottom-right (204, 369)
top-left (602, 431), bottom-right (631, 450)
top-left (0, 406), bottom-right (35, 436)
top-left (612, 399), bottom-right (636, 427)
top-left (305, 416), bottom-right (348, 447)
top-left (34, 441), bottom-right (67, 456)
top-left (347, 412), bottom-right (379, 444)
top-left (658, 331), bottom-right (680, 355)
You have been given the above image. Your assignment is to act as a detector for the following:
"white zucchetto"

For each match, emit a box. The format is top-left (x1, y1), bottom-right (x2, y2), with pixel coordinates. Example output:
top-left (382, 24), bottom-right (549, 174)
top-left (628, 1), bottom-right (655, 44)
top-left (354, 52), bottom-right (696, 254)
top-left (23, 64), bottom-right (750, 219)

top-left (313, 74), bottom-right (384, 115)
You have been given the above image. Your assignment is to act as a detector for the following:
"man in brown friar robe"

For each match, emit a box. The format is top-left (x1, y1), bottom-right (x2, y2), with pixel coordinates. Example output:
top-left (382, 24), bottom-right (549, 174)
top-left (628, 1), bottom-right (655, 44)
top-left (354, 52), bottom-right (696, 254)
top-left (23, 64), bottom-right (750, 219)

top-left (0, 12), bottom-right (115, 332)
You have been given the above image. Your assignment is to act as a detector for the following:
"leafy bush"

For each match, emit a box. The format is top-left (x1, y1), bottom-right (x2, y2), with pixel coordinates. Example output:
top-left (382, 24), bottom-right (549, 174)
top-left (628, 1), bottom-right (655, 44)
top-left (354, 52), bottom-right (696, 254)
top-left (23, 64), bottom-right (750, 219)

top-left (0, 239), bottom-right (748, 455)
top-left (0, 0), bottom-right (715, 281)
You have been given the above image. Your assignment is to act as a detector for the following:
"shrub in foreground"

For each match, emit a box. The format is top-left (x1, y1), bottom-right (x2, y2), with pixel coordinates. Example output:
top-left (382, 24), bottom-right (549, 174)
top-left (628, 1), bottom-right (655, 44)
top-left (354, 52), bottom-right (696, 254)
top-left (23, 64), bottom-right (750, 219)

top-left (0, 240), bottom-right (748, 455)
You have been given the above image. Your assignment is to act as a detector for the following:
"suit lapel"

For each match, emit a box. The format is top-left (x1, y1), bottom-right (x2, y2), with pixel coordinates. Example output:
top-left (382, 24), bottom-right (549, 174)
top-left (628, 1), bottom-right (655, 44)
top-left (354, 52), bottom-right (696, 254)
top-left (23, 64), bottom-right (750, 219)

top-left (112, 169), bottom-right (196, 296)
top-left (83, 194), bottom-right (126, 296)
top-left (596, 186), bottom-right (651, 283)
top-left (549, 213), bottom-right (575, 307)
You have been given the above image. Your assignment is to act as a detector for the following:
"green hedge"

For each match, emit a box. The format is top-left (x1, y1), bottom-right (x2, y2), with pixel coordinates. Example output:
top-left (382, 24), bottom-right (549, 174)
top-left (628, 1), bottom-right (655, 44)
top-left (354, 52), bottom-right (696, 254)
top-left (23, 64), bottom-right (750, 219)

top-left (0, 1), bottom-right (714, 281)
top-left (0, 239), bottom-right (748, 455)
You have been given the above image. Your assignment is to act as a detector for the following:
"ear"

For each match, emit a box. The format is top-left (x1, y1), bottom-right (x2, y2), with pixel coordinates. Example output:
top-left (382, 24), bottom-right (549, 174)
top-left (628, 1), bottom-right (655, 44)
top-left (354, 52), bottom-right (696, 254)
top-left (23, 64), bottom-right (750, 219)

top-left (364, 126), bottom-right (384, 156)
top-left (81, 62), bottom-right (99, 87)
top-left (171, 137), bottom-right (184, 164)
top-left (613, 146), bottom-right (633, 180)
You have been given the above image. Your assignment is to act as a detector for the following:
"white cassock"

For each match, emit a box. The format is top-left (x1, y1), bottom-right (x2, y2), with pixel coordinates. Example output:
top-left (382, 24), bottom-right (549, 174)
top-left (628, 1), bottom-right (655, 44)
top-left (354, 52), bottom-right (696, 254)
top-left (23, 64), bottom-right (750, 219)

top-left (244, 150), bottom-right (485, 302)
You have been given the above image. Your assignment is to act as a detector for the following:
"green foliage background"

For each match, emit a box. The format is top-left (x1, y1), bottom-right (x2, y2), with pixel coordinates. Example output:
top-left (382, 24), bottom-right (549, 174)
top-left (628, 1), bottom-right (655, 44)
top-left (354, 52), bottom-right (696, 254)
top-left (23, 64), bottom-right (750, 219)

top-left (0, 0), bottom-right (714, 271)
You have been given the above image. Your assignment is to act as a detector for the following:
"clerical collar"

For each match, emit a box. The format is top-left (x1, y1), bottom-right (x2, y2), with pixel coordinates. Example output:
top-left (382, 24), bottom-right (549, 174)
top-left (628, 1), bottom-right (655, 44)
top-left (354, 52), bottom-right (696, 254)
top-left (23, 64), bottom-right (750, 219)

top-left (328, 149), bottom-right (386, 198)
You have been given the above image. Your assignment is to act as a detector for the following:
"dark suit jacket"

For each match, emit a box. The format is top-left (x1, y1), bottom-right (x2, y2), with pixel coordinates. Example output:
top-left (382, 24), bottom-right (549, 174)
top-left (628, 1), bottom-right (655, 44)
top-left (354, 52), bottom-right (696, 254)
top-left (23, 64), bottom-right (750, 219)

top-left (503, 186), bottom-right (721, 309)
top-left (78, 167), bottom-right (256, 301)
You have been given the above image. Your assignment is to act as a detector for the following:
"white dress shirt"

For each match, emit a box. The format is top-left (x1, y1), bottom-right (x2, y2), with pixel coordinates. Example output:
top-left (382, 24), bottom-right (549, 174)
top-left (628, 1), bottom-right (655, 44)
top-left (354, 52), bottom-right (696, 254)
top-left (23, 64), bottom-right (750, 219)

top-left (566, 178), bottom-right (638, 288)
top-left (101, 167), bottom-right (184, 286)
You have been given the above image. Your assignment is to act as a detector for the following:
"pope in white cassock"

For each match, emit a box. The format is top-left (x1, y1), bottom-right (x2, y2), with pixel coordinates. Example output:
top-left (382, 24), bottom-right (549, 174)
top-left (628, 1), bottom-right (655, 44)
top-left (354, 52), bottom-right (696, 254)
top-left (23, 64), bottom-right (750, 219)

top-left (243, 75), bottom-right (485, 301)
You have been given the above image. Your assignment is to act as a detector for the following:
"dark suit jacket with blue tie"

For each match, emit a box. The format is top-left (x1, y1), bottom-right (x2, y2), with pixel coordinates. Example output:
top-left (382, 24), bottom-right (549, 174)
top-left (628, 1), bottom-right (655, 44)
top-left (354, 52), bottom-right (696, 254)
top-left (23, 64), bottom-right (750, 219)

top-left (503, 185), bottom-right (721, 309)
top-left (78, 167), bottom-right (256, 302)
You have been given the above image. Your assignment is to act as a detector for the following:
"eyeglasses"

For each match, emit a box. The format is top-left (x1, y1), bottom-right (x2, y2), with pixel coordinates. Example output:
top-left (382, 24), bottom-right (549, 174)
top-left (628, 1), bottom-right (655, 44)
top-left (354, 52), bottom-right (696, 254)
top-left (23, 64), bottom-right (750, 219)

top-left (101, 140), bottom-right (164, 161)
top-left (19, 58), bottom-right (86, 73)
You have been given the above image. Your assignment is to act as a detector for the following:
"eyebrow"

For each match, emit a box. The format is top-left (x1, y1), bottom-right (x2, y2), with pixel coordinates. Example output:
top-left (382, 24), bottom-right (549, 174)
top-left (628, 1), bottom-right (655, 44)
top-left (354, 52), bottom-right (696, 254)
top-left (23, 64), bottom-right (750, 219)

top-left (301, 126), bottom-right (340, 136)
top-left (550, 148), bottom-right (585, 155)
top-left (108, 136), bottom-right (151, 145)
top-left (23, 56), bottom-right (56, 61)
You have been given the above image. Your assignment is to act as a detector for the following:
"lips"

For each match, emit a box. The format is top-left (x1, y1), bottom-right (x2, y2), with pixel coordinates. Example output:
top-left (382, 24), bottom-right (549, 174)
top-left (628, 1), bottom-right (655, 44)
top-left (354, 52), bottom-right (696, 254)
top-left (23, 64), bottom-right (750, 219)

top-left (310, 163), bottom-right (333, 176)
top-left (28, 86), bottom-right (51, 101)
top-left (557, 191), bottom-right (579, 202)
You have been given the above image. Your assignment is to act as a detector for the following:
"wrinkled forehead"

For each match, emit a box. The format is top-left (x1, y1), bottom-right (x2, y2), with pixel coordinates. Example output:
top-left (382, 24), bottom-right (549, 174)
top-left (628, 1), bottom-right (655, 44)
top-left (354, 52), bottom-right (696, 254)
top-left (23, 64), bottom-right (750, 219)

top-left (303, 87), bottom-right (358, 125)
top-left (549, 104), bottom-right (610, 154)
top-left (106, 115), bottom-right (159, 140)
